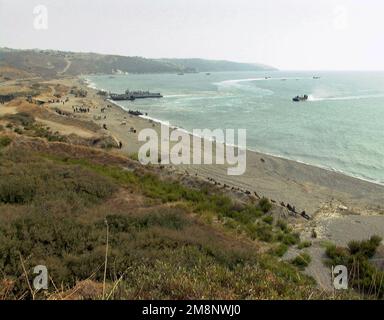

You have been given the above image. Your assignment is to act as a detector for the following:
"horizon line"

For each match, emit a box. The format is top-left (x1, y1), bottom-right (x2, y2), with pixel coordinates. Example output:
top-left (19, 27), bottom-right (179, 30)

top-left (2, 46), bottom-right (384, 72)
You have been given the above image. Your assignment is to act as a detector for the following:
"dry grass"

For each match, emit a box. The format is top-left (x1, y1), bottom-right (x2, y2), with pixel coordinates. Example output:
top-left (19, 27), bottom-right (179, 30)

top-left (0, 134), bottom-right (358, 300)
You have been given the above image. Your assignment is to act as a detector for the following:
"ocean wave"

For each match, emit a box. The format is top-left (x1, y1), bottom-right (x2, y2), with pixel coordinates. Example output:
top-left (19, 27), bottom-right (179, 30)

top-left (215, 76), bottom-right (312, 87)
top-left (308, 93), bottom-right (384, 102)
top-left (214, 76), bottom-right (313, 96)
top-left (164, 94), bottom-right (194, 98)
top-left (214, 78), bottom-right (275, 96)
top-left (83, 77), bottom-right (107, 91)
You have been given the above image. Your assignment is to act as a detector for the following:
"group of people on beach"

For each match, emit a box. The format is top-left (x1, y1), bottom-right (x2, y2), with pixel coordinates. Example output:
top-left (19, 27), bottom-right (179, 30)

top-left (72, 105), bottom-right (90, 113)
top-left (48, 97), bottom-right (69, 104)
top-left (100, 105), bottom-right (113, 113)
top-left (280, 201), bottom-right (310, 220)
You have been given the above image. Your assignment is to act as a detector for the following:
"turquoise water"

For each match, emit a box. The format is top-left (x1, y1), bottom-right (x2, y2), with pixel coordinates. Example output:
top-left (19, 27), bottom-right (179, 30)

top-left (87, 71), bottom-right (384, 184)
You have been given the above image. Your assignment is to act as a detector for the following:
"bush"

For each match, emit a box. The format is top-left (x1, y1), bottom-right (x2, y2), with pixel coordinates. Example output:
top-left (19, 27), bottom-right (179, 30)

top-left (255, 223), bottom-right (274, 242)
top-left (14, 127), bottom-right (23, 134)
top-left (276, 219), bottom-right (289, 232)
top-left (298, 241), bottom-right (312, 249)
top-left (278, 231), bottom-right (300, 246)
top-left (0, 136), bottom-right (12, 148)
top-left (0, 174), bottom-right (36, 204)
top-left (258, 197), bottom-right (272, 213)
top-left (325, 236), bottom-right (384, 298)
top-left (106, 209), bottom-right (190, 233)
top-left (129, 152), bottom-right (139, 161)
top-left (348, 235), bottom-right (382, 258)
top-left (5, 112), bottom-right (35, 127)
top-left (291, 252), bottom-right (311, 269)
top-left (245, 221), bottom-right (274, 242)
top-left (262, 215), bottom-right (274, 225)
top-left (325, 244), bottom-right (350, 266)
top-left (271, 243), bottom-right (288, 257)
top-left (0, 159), bottom-right (117, 205)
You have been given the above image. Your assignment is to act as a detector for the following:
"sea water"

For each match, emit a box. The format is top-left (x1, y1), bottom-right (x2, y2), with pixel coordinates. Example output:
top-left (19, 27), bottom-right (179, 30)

top-left (86, 71), bottom-right (384, 185)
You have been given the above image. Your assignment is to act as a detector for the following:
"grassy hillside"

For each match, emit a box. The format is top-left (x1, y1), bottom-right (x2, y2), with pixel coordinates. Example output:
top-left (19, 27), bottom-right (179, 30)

top-left (0, 48), bottom-right (276, 79)
top-left (0, 127), bottom-right (329, 300)
top-left (158, 58), bottom-right (277, 72)
top-left (0, 49), bottom-right (187, 78)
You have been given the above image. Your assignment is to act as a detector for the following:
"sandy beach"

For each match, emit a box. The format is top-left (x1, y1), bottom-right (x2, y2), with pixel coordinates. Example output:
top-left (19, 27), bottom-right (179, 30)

top-left (74, 78), bottom-right (384, 213)
top-left (3, 75), bottom-right (384, 236)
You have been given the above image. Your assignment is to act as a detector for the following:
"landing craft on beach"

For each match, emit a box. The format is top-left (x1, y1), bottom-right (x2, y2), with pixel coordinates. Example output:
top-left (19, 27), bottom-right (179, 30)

top-left (128, 110), bottom-right (144, 116)
top-left (109, 89), bottom-right (163, 101)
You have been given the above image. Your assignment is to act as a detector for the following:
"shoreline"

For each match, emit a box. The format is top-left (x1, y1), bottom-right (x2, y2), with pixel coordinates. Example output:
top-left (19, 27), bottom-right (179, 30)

top-left (71, 76), bottom-right (384, 215)
top-left (4, 74), bottom-right (384, 291)
top-left (25, 77), bottom-right (384, 216)
top-left (93, 81), bottom-right (384, 189)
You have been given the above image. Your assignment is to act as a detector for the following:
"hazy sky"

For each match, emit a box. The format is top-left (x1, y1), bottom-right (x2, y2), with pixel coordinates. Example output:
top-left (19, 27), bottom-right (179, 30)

top-left (1, 0), bottom-right (384, 70)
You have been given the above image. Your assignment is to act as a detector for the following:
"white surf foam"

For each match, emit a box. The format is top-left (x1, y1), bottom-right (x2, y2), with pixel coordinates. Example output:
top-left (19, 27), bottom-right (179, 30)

top-left (215, 76), bottom-right (312, 87)
top-left (308, 93), bottom-right (384, 102)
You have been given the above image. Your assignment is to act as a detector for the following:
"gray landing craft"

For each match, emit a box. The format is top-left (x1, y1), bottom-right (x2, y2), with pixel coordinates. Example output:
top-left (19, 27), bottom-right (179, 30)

top-left (292, 94), bottom-right (308, 102)
top-left (109, 89), bottom-right (163, 101)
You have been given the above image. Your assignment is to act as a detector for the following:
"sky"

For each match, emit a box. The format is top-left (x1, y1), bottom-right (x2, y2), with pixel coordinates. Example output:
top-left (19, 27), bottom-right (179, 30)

top-left (0, 0), bottom-right (384, 70)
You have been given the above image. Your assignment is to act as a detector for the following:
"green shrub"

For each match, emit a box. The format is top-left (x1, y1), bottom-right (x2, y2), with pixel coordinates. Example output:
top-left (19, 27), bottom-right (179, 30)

top-left (298, 241), bottom-right (312, 249)
top-left (271, 243), bottom-right (289, 257)
top-left (348, 235), bottom-right (382, 258)
top-left (0, 160), bottom-right (117, 205)
top-left (0, 174), bottom-right (36, 204)
top-left (14, 127), bottom-right (23, 134)
top-left (244, 221), bottom-right (274, 242)
top-left (28, 124), bottom-right (67, 142)
top-left (262, 215), bottom-right (274, 225)
top-left (324, 236), bottom-right (384, 298)
top-left (258, 197), bottom-right (272, 213)
top-left (5, 112), bottom-right (35, 127)
top-left (291, 252), bottom-right (311, 269)
top-left (0, 136), bottom-right (12, 148)
top-left (129, 152), bottom-right (139, 161)
top-left (325, 244), bottom-right (350, 266)
top-left (256, 223), bottom-right (274, 242)
top-left (276, 219), bottom-right (289, 232)
top-left (106, 210), bottom-right (189, 233)
top-left (278, 231), bottom-right (300, 246)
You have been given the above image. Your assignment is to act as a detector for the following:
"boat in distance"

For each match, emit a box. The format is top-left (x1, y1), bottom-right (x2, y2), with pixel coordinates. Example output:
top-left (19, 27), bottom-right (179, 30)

top-left (292, 95), bottom-right (308, 102)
